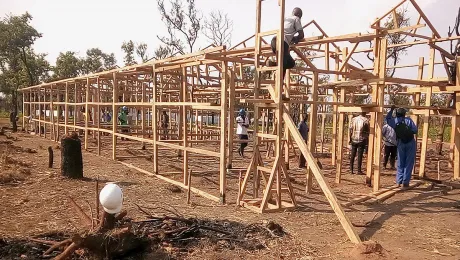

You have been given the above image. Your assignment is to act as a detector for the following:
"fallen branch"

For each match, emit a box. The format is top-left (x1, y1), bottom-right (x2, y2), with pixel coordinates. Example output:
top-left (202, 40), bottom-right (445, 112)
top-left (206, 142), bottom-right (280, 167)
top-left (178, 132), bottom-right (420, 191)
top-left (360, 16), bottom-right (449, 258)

top-left (28, 238), bottom-right (57, 246)
top-left (67, 196), bottom-right (92, 227)
top-left (43, 238), bottom-right (72, 256)
top-left (54, 242), bottom-right (81, 260)
top-left (95, 177), bottom-right (99, 224)
top-left (85, 200), bottom-right (94, 231)
top-left (352, 213), bottom-right (379, 227)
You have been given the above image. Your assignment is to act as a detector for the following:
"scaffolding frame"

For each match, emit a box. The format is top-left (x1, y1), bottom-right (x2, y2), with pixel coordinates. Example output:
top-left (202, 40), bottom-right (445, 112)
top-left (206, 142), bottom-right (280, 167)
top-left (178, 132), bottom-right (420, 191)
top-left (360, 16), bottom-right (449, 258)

top-left (20, 0), bottom-right (460, 243)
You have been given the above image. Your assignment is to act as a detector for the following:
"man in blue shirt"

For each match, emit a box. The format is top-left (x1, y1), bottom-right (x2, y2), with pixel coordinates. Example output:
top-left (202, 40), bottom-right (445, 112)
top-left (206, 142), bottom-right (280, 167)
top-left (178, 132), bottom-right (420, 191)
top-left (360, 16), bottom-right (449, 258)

top-left (386, 105), bottom-right (418, 187)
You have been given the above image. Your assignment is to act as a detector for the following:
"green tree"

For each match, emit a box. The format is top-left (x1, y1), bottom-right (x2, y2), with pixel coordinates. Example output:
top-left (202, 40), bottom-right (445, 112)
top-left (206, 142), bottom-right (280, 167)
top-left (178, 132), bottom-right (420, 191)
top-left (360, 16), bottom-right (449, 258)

top-left (154, 45), bottom-right (174, 60)
top-left (52, 51), bottom-right (83, 80)
top-left (0, 13), bottom-right (49, 131)
top-left (81, 48), bottom-right (117, 74)
top-left (136, 43), bottom-right (150, 62)
top-left (121, 41), bottom-right (151, 64)
top-left (121, 40), bottom-right (136, 66)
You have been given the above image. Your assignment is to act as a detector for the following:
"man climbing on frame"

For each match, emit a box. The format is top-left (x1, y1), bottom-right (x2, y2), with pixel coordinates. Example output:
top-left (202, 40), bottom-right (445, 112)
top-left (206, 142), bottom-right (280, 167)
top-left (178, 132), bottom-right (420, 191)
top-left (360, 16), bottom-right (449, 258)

top-left (386, 105), bottom-right (418, 187)
top-left (267, 7), bottom-right (305, 80)
top-left (382, 119), bottom-right (397, 170)
top-left (236, 109), bottom-right (250, 157)
top-left (298, 115), bottom-right (309, 168)
top-left (349, 112), bottom-right (370, 175)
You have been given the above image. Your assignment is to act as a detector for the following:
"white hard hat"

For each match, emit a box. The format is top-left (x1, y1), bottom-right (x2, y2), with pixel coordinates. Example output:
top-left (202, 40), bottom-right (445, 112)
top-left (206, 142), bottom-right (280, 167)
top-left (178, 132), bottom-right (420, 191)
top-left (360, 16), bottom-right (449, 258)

top-left (99, 183), bottom-right (123, 214)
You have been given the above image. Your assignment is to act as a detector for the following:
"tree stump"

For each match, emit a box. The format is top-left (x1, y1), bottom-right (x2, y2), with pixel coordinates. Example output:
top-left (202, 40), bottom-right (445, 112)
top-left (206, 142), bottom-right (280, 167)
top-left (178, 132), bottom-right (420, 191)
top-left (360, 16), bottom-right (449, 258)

top-left (48, 146), bottom-right (54, 168)
top-left (61, 132), bottom-right (83, 178)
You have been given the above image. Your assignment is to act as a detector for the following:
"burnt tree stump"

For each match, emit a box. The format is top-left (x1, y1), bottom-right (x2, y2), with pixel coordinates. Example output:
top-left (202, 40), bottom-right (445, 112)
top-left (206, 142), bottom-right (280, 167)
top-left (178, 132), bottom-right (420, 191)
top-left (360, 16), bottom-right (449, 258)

top-left (61, 132), bottom-right (83, 178)
top-left (48, 146), bottom-right (54, 168)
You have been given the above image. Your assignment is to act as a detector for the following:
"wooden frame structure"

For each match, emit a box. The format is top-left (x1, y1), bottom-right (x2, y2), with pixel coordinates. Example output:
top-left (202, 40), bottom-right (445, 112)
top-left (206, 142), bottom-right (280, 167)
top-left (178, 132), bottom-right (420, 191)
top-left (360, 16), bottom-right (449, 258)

top-left (20, 0), bottom-right (460, 244)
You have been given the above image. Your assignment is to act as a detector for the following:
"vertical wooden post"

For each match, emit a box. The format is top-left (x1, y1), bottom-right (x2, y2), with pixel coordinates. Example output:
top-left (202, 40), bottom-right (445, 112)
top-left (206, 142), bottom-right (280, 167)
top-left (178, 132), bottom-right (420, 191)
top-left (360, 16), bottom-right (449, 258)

top-left (74, 84), bottom-right (77, 132)
top-left (419, 46), bottom-right (435, 177)
top-left (373, 39), bottom-right (387, 192)
top-left (50, 85), bottom-right (55, 141)
top-left (453, 57), bottom-right (460, 179)
top-left (182, 67), bottom-right (189, 186)
top-left (112, 73), bottom-right (118, 160)
top-left (96, 78), bottom-right (101, 155)
top-left (56, 87), bottom-right (61, 141)
top-left (320, 113), bottom-right (326, 153)
top-left (284, 70), bottom-right (291, 170)
top-left (227, 70), bottom-right (235, 168)
top-left (411, 57), bottom-right (423, 175)
top-left (331, 54), bottom-right (340, 166)
top-left (85, 79), bottom-right (90, 150)
top-left (252, 0), bottom-right (262, 200)
top-left (152, 68), bottom-right (159, 174)
top-left (275, 0), bottom-right (285, 209)
top-left (366, 24), bottom-right (381, 185)
top-left (307, 72), bottom-right (318, 192)
top-left (22, 91), bottom-right (25, 131)
top-left (336, 47), bottom-right (347, 183)
top-left (64, 83), bottom-right (69, 135)
top-left (220, 60), bottom-right (229, 203)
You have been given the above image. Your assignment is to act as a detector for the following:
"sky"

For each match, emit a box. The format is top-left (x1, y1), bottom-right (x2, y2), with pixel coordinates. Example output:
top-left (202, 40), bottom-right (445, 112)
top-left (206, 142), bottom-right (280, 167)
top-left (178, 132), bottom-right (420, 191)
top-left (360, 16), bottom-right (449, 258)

top-left (0, 0), bottom-right (454, 69)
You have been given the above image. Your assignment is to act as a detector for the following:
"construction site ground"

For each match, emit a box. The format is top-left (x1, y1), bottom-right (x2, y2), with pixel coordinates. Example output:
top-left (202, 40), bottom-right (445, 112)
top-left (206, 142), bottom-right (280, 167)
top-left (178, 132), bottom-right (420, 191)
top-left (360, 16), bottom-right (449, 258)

top-left (1, 121), bottom-right (460, 259)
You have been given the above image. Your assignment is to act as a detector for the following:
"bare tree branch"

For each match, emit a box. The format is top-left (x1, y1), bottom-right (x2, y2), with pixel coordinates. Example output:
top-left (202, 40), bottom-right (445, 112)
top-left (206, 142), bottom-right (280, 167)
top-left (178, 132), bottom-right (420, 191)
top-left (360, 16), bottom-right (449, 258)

top-left (156, 0), bottom-right (202, 55)
top-left (202, 10), bottom-right (233, 47)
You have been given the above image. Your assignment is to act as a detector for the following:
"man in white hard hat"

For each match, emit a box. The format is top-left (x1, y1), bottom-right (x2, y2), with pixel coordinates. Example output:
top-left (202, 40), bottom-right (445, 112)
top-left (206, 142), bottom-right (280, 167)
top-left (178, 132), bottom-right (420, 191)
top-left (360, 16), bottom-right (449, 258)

top-left (99, 183), bottom-right (123, 214)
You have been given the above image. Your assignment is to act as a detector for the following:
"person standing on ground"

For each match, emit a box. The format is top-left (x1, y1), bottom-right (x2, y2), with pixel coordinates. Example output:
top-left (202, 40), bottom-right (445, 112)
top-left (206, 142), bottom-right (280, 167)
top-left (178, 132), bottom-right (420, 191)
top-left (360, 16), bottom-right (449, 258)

top-left (349, 112), bottom-right (370, 175)
top-left (161, 111), bottom-right (169, 140)
top-left (267, 7), bottom-right (305, 79)
top-left (118, 106), bottom-right (129, 140)
top-left (382, 120), bottom-right (397, 170)
top-left (298, 115), bottom-right (309, 168)
top-left (386, 105), bottom-right (418, 187)
top-left (236, 109), bottom-right (250, 157)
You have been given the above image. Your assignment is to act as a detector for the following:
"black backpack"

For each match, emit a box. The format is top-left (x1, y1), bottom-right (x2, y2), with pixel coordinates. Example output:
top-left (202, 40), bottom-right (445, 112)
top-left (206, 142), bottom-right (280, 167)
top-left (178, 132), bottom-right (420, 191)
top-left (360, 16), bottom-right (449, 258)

top-left (394, 119), bottom-right (414, 144)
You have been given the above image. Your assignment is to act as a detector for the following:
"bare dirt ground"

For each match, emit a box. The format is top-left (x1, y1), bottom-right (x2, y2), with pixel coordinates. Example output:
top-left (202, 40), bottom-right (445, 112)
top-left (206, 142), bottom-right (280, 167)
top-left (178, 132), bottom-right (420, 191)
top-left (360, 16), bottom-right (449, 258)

top-left (1, 122), bottom-right (460, 259)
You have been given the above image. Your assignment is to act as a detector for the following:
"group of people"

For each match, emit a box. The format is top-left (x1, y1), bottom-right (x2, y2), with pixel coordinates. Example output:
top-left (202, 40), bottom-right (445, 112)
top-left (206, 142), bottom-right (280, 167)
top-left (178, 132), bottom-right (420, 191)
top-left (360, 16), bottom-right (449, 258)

top-left (348, 106), bottom-right (418, 187)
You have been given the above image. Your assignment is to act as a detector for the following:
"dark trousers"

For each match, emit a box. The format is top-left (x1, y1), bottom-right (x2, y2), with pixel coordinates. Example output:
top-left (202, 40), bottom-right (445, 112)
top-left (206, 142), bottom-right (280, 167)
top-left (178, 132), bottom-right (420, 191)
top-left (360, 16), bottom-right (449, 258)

top-left (239, 134), bottom-right (248, 155)
top-left (271, 37), bottom-right (296, 79)
top-left (350, 141), bottom-right (366, 173)
top-left (383, 145), bottom-right (397, 169)
top-left (299, 139), bottom-right (307, 167)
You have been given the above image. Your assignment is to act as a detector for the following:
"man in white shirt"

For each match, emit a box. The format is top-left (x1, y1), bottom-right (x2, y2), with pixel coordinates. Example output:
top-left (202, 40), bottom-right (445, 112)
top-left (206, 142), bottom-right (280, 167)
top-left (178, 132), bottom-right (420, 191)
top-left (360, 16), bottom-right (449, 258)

top-left (382, 121), bottom-right (397, 170)
top-left (236, 109), bottom-right (250, 157)
top-left (267, 7), bottom-right (304, 79)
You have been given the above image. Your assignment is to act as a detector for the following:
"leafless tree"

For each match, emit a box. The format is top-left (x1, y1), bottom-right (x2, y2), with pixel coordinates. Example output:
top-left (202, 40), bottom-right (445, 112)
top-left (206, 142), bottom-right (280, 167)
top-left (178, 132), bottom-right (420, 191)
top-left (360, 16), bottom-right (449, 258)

top-left (202, 10), bottom-right (233, 47)
top-left (156, 0), bottom-right (201, 55)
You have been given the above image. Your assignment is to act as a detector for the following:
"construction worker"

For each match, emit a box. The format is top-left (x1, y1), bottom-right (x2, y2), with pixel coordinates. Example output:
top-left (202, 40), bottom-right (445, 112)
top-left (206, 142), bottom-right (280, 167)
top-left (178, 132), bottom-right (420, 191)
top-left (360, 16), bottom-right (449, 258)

top-left (386, 105), bottom-right (418, 187)
top-left (161, 111), bottom-right (169, 140)
top-left (236, 109), bottom-right (250, 157)
top-left (267, 7), bottom-right (305, 79)
top-left (382, 120), bottom-right (397, 170)
top-left (118, 106), bottom-right (129, 140)
top-left (349, 112), bottom-right (370, 175)
top-left (298, 115), bottom-right (309, 168)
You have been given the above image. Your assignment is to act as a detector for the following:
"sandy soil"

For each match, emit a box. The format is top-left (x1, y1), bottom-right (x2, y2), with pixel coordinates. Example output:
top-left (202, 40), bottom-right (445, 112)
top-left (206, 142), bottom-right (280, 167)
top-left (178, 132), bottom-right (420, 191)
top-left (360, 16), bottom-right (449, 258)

top-left (1, 125), bottom-right (460, 259)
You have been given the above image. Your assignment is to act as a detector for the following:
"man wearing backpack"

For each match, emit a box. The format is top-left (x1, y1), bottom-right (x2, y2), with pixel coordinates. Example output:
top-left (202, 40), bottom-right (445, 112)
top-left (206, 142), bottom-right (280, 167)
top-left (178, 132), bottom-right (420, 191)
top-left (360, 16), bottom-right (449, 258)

top-left (386, 105), bottom-right (418, 187)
